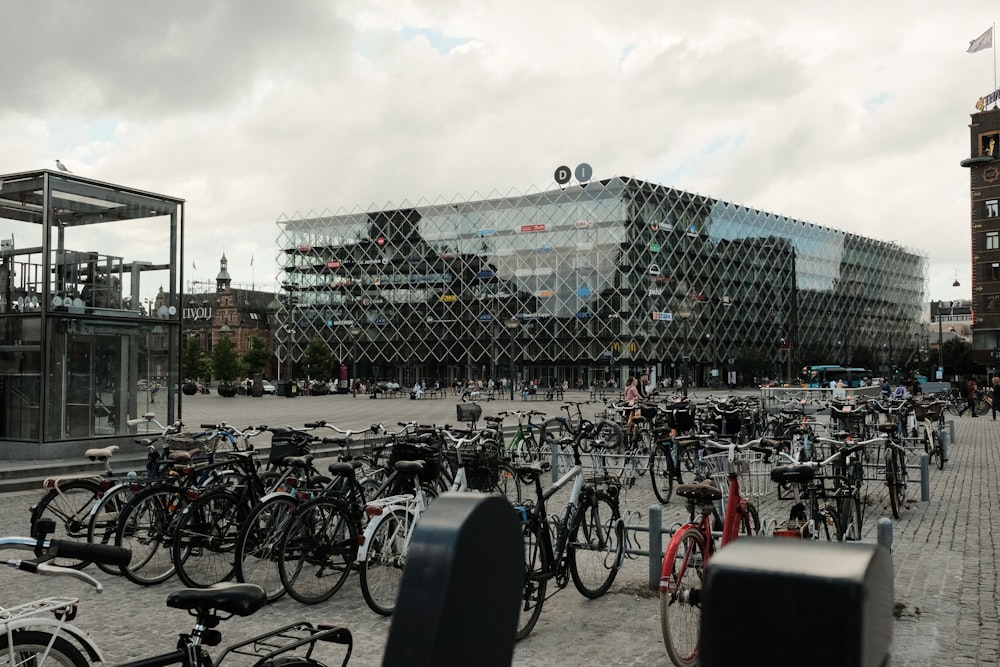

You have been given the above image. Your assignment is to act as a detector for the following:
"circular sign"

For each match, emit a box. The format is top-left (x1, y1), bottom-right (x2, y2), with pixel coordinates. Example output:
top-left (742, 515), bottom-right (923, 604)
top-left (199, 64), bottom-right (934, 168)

top-left (167, 305), bottom-right (177, 316)
top-left (575, 163), bottom-right (593, 182)
top-left (554, 165), bottom-right (571, 185)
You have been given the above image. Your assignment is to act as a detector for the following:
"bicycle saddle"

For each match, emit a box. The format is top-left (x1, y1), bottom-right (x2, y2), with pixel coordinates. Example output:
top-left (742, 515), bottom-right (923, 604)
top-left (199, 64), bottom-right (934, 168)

top-left (876, 424), bottom-right (898, 434)
top-left (85, 445), bottom-right (119, 461)
top-left (278, 455), bottom-right (314, 469)
top-left (394, 460), bottom-right (425, 473)
top-left (328, 460), bottom-right (363, 476)
top-left (770, 465), bottom-right (816, 484)
top-left (167, 583), bottom-right (267, 617)
top-left (675, 479), bottom-right (722, 502)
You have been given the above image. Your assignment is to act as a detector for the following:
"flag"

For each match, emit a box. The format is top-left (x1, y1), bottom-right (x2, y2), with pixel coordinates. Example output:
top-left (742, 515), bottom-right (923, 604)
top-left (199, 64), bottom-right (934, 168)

top-left (968, 26), bottom-right (993, 53)
top-left (250, 254), bottom-right (254, 267)
top-left (193, 259), bottom-right (197, 270)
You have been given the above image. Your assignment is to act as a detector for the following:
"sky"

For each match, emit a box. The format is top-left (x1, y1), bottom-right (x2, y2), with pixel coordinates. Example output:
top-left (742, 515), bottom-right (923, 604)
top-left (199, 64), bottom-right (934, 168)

top-left (0, 1), bottom-right (996, 306)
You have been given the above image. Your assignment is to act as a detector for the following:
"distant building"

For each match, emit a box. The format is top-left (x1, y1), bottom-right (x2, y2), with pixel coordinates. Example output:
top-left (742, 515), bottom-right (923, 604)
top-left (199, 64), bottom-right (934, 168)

top-left (176, 254), bottom-right (278, 382)
top-left (960, 104), bottom-right (1000, 366)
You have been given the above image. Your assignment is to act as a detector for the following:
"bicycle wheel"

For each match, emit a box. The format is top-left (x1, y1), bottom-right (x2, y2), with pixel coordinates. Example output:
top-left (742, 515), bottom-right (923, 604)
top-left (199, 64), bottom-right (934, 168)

top-left (493, 460), bottom-right (522, 504)
top-left (885, 449), bottom-right (902, 520)
top-left (660, 525), bottom-right (707, 667)
top-left (30, 480), bottom-right (102, 569)
top-left (279, 497), bottom-right (357, 605)
top-left (976, 399), bottom-right (991, 416)
top-left (172, 488), bottom-right (241, 588)
top-left (87, 482), bottom-right (136, 574)
top-left (539, 418), bottom-right (570, 460)
top-left (816, 504), bottom-right (842, 542)
top-left (515, 517), bottom-right (548, 641)
top-left (649, 445), bottom-right (675, 504)
top-left (592, 420), bottom-right (624, 453)
top-left (930, 429), bottom-right (945, 471)
top-left (0, 630), bottom-right (89, 667)
top-left (235, 494), bottom-right (298, 601)
top-left (360, 508), bottom-right (411, 615)
top-left (739, 501), bottom-right (761, 536)
top-left (569, 491), bottom-right (623, 598)
top-left (839, 494), bottom-right (862, 542)
top-left (945, 397), bottom-right (962, 416)
top-left (115, 486), bottom-right (183, 585)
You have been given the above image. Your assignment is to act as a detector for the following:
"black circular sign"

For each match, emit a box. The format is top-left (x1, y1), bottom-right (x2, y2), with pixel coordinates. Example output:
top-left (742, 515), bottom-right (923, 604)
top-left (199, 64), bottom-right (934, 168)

top-left (554, 165), bottom-right (571, 185)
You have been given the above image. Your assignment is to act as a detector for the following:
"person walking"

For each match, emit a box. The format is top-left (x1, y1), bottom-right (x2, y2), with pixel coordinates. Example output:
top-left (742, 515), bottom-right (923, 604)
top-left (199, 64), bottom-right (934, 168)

top-left (965, 376), bottom-right (979, 417)
top-left (992, 376), bottom-right (1000, 421)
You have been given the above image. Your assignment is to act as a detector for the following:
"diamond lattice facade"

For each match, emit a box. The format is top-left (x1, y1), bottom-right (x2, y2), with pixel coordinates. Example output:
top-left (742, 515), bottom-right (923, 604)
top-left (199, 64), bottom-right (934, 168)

top-left (275, 177), bottom-right (926, 387)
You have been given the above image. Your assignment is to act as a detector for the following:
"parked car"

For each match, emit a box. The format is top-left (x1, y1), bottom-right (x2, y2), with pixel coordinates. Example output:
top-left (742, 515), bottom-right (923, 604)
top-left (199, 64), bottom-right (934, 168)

top-left (261, 381), bottom-right (277, 395)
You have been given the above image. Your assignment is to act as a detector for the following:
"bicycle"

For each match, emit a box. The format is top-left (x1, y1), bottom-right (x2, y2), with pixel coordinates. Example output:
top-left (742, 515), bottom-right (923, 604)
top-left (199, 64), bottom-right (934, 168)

top-left (512, 438), bottom-right (625, 640)
top-left (1, 519), bottom-right (132, 667)
top-left (912, 399), bottom-right (947, 470)
top-left (487, 409), bottom-right (546, 462)
top-left (659, 438), bottom-right (770, 666)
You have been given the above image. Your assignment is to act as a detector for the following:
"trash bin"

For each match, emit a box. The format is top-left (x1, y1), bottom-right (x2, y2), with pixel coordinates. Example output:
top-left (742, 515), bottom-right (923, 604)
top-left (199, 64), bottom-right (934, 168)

top-left (289, 382), bottom-right (298, 398)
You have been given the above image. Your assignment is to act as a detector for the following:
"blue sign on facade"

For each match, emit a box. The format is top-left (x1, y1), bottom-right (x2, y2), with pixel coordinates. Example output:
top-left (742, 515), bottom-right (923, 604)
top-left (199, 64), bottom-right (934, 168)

top-left (477, 229), bottom-right (494, 236)
top-left (577, 286), bottom-right (592, 297)
top-left (478, 312), bottom-right (493, 321)
top-left (476, 270), bottom-right (494, 279)
top-left (373, 315), bottom-right (388, 326)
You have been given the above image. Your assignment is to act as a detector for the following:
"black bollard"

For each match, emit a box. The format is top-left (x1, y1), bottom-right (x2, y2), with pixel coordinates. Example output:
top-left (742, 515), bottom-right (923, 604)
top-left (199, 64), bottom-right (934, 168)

top-left (700, 538), bottom-right (893, 667)
top-left (383, 493), bottom-right (523, 667)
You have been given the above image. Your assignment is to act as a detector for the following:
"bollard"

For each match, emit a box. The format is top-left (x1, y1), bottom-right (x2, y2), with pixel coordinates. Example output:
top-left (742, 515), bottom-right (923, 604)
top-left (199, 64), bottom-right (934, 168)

top-left (551, 440), bottom-right (560, 485)
top-left (700, 540), bottom-right (893, 667)
top-left (920, 453), bottom-right (930, 501)
top-left (940, 433), bottom-right (948, 464)
top-left (648, 505), bottom-right (662, 591)
top-left (948, 419), bottom-right (955, 444)
top-left (877, 517), bottom-right (893, 553)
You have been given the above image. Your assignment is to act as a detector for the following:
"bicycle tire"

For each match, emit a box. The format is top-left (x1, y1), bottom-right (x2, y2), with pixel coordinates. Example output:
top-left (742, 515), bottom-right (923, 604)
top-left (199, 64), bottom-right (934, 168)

top-left (649, 445), bottom-right (675, 504)
top-left (87, 482), bottom-right (136, 574)
top-left (540, 418), bottom-right (570, 457)
top-left (278, 497), bottom-right (358, 605)
top-left (592, 420), bottom-right (624, 453)
top-left (740, 501), bottom-right (761, 536)
top-left (660, 525), bottom-right (707, 667)
top-left (172, 488), bottom-right (241, 588)
top-left (569, 491), bottom-right (623, 598)
top-left (885, 449), bottom-right (901, 520)
top-left (816, 504), bottom-right (842, 542)
top-left (515, 517), bottom-right (548, 641)
top-left (360, 508), bottom-right (411, 615)
top-left (235, 494), bottom-right (299, 601)
top-left (931, 429), bottom-right (945, 471)
top-left (493, 460), bottom-right (523, 504)
top-left (30, 479), bottom-right (102, 569)
top-left (945, 400), bottom-right (962, 416)
top-left (115, 485), bottom-right (184, 585)
top-left (0, 630), bottom-right (90, 667)
top-left (976, 399), bottom-right (991, 416)
top-left (839, 494), bottom-right (862, 542)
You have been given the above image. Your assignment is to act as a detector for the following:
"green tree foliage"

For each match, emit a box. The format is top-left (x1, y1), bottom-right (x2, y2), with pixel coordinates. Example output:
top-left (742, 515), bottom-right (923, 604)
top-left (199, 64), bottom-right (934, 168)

top-left (181, 337), bottom-right (209, 381)
top-left (301, 337), bottom-right (333, 380)
top-left (211, 334), bottom-right (245, 383)
top-left (942, 337), bottom-right (975, 378)
top-left (242, 334), bottom-right (272, 376)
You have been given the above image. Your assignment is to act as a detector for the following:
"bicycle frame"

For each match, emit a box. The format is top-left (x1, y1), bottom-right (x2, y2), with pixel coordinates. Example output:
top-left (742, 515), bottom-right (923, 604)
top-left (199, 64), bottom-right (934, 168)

top-left (356, 490), bottom-right (429, 564)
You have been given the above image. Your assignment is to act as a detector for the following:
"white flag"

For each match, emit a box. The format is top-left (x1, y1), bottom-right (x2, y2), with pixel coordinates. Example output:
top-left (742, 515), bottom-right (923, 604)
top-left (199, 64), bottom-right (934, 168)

top-left (968, 26), bottom-right (993, 53)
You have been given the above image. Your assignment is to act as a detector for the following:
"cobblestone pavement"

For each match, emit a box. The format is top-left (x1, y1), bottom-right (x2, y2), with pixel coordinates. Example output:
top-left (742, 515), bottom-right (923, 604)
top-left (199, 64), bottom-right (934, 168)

top-left (1, 391), bottom-right (996, 665)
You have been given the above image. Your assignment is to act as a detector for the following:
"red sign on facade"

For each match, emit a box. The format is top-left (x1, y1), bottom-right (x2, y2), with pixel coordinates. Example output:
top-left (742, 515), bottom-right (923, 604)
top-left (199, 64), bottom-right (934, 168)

top-left (520, 224), bottom-right (546, 233)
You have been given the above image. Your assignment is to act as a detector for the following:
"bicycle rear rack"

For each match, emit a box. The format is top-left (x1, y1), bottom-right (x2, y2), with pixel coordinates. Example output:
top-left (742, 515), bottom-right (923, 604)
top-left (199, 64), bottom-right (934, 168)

top-left (215, 621), bottom-right (353, 667)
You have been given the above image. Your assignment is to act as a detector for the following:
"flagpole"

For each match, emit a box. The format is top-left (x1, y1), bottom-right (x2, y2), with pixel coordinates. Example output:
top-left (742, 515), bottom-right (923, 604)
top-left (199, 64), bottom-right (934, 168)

top-left (994, 21), bottom-right (997, 106)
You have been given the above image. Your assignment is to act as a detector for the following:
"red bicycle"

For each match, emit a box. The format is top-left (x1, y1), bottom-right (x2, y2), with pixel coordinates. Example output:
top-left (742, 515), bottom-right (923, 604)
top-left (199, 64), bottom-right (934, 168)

top-left (659, 438), bottom-right (771, 666)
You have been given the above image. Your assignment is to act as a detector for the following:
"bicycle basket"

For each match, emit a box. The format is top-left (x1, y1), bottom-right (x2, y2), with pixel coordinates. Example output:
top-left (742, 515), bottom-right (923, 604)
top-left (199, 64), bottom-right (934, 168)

top-left (165, 432), bottom-right (205, 452)
top-left (456, 403), bottom-right (483, 423)
top-left (389, 441), bottom-right (443, 484)
top-left (701, 449), bottom-right (770, 499)
top-left (268, 431), bottom-right (313, 464)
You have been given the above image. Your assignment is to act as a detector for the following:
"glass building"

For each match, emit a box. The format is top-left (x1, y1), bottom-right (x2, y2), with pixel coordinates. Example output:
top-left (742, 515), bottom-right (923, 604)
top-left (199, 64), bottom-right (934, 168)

top-left (275, 177), bottom-right (925, 388)
top-left (0, 170), bottom-right (183, 458)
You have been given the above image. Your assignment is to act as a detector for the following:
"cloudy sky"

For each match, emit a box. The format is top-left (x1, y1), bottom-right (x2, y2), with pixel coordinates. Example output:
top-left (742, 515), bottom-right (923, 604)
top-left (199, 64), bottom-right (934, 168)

top-left (0, 1), bottom-right (995, 303)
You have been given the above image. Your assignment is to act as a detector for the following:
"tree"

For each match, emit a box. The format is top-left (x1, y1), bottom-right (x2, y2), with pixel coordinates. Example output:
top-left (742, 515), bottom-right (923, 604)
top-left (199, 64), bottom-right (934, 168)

top-left (301, 337), bottom-right (333, 380)
top-left (211, 334), bottom-right (245, 384)
top-left (942, 337), bottom-right (975, 379)
top-left (242, 334), bottom-right (272, 377)
top-left (181, 337), bottom-right (209, 382)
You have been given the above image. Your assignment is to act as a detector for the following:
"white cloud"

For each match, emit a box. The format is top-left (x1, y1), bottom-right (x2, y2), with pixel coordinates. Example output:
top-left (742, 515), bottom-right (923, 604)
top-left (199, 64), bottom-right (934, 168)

top-left (0, 0), bottom-right (991, 299)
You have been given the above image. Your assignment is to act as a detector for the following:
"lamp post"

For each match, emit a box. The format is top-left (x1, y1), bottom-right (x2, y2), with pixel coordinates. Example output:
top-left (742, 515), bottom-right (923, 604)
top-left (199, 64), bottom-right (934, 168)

top-left (675, 305), bottom-right (693, 397)
top-left (348, 322), bottom-right (361, 396)
top-left (506, 317), bottom-right (521, 400)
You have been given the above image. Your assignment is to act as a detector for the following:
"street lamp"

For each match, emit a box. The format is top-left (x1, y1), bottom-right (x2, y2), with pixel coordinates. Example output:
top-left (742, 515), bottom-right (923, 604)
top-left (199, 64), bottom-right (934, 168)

top-left (675, 305), bottom-right (694, 397)
top-left (506, 317), bottom-right (521, 400)
top-left (348, 322), bottom-right (361, 396)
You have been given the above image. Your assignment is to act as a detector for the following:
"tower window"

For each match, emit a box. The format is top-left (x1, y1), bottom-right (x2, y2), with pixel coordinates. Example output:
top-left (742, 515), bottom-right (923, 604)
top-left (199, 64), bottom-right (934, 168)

top-left (992, 263), bottom-right (1000, 281)
top-left (988, 200), bottom-right (999, 218)
top-left (988, 231), bottom-right (999, 250)
top-left (982, 133), bottom-right (1000, 158)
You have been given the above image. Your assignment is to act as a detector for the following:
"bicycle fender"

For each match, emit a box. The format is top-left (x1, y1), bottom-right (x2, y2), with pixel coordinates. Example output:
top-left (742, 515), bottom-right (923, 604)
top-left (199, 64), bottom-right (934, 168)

top-left (4, 619), bottom-right (104, 663)
top-left (659, 527), bottom-right (689, 591)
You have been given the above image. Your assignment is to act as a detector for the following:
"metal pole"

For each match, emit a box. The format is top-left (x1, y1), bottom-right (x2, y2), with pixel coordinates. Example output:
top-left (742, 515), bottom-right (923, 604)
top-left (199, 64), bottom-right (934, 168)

top-left (920, 452), bottom-right (930, 501)
top-left (648, 505), bottom-right (663, 591)
top-left (876, 517), bottom-right (893, 553)
top-left (509, 331), bottom-right (514, 401)
top-left (938, 300), bottom-right (943, 379)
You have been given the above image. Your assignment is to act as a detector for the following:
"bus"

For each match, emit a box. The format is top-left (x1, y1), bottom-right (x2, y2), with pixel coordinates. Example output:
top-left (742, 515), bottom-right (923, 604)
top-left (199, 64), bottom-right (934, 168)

top-left (802, 365), bottom-right (871, 388)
